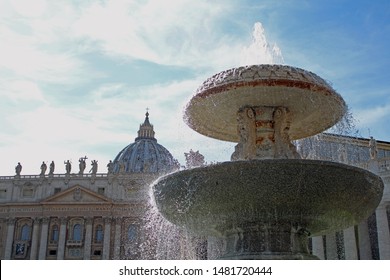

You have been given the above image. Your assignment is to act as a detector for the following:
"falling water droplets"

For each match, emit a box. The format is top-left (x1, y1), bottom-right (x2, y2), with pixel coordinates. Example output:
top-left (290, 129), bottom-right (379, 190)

top-left (138, 181), bottom-right (206, 259)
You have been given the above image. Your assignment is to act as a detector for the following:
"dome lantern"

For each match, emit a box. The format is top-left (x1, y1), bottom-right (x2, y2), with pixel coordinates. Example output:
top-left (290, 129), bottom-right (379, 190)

top-left (112, 111), bottom-right (178, 174)
top-left (135, 111), bottom-right (156, 141)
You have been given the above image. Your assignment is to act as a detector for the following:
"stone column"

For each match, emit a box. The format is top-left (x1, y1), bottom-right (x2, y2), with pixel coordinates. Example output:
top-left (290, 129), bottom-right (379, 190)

top-left (29, 218), bottom-right (41, 260)
top-left (325, 233), bottom-right (338, 260)
top-left (4, 218), bottom-right (16, 260)
top-left (376, 204), bottom-right (390, 260)
top-left (343, 226), bottom-right (358, 259)
top-left (102, 217), bottom-right (112, 260)
top-left (38, 218), bottom-right (49, 260)
top-left (57, 217), bottom-right (67, 260)
top-left (311, 236), bottom-right (325, 259)
top-left (83, 217), bottom-right (93, 260)
top-left (113, 217), bottom-right (122, 260)
top-left (358, 219), bottom-right (372, 259)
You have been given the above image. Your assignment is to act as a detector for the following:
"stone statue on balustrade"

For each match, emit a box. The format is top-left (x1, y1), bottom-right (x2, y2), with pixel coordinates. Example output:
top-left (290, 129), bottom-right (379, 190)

top-left (49, 161), bottom-right (55, 175)
top-left (184, 149), bottom-right (206, 168)
top-left (15, 162), bottom-right (22, 176)
top-left (90, 160), bottom-right (98, 175)
top-left (78, 156), bottom-right (88, 175)
top-left (369, 136), bottom-right (378, 159)
top-left (40, 161), bottom-right (47, 176)
top-left (64, 160), bottom-right (71, 175)
top-left (107, 160), bottom-right (113, 174)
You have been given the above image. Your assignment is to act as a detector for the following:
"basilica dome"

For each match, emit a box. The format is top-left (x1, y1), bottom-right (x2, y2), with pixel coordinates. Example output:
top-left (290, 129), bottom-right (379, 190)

top-left (112, 112), bottom-right (179, 174)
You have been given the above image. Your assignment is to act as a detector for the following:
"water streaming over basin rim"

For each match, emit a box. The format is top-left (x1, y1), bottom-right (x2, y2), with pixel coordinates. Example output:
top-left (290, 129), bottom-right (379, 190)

top-left (152, 159), bottom-right (383, 236)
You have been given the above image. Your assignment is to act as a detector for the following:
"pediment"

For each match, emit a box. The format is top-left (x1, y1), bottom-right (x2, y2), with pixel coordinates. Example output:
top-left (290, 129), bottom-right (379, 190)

top-left (42, 185), bottom-right (111, 204)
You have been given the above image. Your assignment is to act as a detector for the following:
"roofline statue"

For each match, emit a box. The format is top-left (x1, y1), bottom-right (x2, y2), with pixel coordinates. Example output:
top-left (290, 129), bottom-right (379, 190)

top-left (49, 161), bottom-right (55, 175)
top-left (369, 136), bottom-right (378, 160)
top-left (78, 156), bottom-right (88, 175)
top-left (64, 160), bottom-right (71, 175)
top-left (40, 161), bottom-right (47, 176)
top-left (90, 160), bottom-right (98, 175)
top-left (15, 162), bottom-right (22, 176)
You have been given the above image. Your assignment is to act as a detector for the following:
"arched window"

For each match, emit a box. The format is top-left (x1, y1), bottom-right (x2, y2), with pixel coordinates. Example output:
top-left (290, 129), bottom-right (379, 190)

top-left (21, 224), bottom-right (31, 241)
top-left (51, 225), bottom-right (59, 241)
top-left (95, 225), bottom-right (103, 243)
top-left (73, 224), bottom-right (82, 241)
top-left (127, 224), bottom-right (137, 241)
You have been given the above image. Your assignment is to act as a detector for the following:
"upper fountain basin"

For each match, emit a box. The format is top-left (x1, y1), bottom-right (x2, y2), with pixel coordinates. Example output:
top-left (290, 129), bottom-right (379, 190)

top-left (152, 159), bottom-right (383, 236)
top-left (184, 64), bottom-right (346, 142)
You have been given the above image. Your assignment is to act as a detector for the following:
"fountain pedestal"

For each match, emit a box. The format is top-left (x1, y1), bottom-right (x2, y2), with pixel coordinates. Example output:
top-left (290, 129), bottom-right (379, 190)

top-left (152, 65), bottom-right (384, 259)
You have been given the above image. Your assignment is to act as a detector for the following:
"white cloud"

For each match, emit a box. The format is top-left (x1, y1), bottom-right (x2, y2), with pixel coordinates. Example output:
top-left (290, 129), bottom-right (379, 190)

top-left (0, 104), bottom-right (124, 175)
top-left (0, 0), bottom-right (90, 87)
top-left (0, 26), bottom-right (86, 84)
top-left (9, 0), bottom-right (48, 18)
top-left (71, 0), bottom-right (241, 69)
top-left (354, 104), bottom-right (390, 139)
top-left (0, 79), bottom-right (46, 103)
top-left (355, 104), bottom-right (390, 127)
top-left (88, 79), bottom-right (201, 136)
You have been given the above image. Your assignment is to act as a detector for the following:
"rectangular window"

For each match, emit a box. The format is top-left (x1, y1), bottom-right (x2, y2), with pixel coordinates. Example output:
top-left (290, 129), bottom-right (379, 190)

top-left (54, 188), bottom-right (61, 194)
top-left (22, 188), bottom-right (34, 197)
top-left (97, 188), bottom-right (105, 195)
top-left (0, 189), bottom-right (7, 199)
top-left (93, 250), bottom-right (101, 256)
top-left (49, 250), bottom-right (57, 256)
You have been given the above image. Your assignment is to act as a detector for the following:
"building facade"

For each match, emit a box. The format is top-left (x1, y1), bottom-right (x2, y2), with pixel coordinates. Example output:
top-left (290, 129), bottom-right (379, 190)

top-left (0, 112), bottom-right (179, 260)
top-left (0, 113), bottom-right (389, 260)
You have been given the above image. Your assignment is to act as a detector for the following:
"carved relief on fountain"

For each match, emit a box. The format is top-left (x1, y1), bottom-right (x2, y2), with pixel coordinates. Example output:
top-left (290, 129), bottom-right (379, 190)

top-left (196, 65), bottom-right (334, 97)
top-left (232, 106), bottom-right (300, 160)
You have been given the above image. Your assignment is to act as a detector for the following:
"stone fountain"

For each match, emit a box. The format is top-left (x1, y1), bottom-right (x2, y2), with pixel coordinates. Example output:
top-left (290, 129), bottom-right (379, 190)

top-left (152, 64), bottom-right (384, 259)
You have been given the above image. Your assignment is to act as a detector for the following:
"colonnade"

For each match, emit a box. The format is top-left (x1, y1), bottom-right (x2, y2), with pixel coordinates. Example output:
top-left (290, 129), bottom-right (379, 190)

top-left (2, 216), bottom-right (123, 260)
top-left (312, 202), bottom-right (390, 259)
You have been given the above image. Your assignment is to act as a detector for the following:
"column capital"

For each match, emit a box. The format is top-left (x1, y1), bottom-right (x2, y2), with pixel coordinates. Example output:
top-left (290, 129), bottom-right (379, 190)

top-left (34, 217), bottom-right (42, 224)
top-left (7, 218), bottom-right (16, 226)
top-left (84, 217), bottom-right (93, 224)
top-left (59, 217), bottom-right (68, 225)
top-left (103, 217), bottom-right (112, 224)
top-left (115, 217), bottom-right (122, 225)
top-left (41, 217), bottom-right (50, 224)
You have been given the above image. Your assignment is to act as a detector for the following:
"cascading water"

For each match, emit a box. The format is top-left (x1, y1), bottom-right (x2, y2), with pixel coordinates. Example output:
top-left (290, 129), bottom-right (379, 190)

top-left (140, 187), bottom-right (208, 259)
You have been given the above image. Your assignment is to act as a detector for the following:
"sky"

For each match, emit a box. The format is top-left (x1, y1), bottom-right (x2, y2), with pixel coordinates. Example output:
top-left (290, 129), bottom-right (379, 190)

top-left (0, 0), bottom-right (389, 175)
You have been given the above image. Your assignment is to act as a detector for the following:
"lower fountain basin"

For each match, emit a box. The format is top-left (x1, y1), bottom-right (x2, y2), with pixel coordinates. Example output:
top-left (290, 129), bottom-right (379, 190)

top-left (152, 159), bottom-right (383, 237)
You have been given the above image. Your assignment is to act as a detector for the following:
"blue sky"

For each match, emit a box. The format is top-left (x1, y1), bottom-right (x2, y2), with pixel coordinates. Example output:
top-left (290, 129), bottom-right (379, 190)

top-left (0, 0), bottom-right (389, 175)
